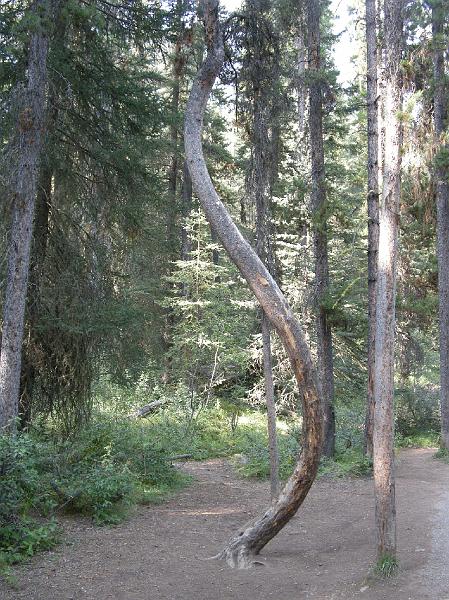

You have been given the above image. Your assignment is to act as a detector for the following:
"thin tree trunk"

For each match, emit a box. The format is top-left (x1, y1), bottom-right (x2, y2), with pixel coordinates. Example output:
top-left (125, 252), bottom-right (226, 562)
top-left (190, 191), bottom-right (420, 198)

top-left (364, 0), bottom-right (379, 458)
top-left (168, 7), bottom-right (192, 255)
top-left (167, 48), bottom-right (181, 253)
top-left (246, 2), bottom-right (280, 502)
top-left (181, 159), bottom-right (192, 263)
top-left (296, 12), bottom-right (306, 141)
top-left (19, 163), bottom-right (53, 424)
top-left (262, 313), bottom-right (280, 500)
top-left (0, 2), bottom-right (49, 432)
top-left (184, 0), bottom-right (323, 568)
top-left (210, 226), bottom-right (220, 270)
top-left (373, 0), bottom-right (403, 562)
top-left (433, 0), bottom-right (449, 452)
top-left (307, 0), bottom-right (335, 458)
top-left (180, 159), bottom-right (192, 298)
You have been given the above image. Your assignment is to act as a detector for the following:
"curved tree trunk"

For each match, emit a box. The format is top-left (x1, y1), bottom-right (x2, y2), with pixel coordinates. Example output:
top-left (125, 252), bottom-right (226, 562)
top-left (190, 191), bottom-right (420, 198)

top-left (184, 0), bottom-right (323, 569)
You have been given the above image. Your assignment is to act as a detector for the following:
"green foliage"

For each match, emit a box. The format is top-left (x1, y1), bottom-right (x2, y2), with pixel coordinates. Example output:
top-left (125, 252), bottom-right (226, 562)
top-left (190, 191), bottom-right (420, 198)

top-left (0, 416), bottom-right (190, 565)
top-left (319, 450), bottom-right (373, 478)
top-left (0, 435), bottom-right (59, 570)
top-left (396, 429), bottom-right (440, 449)
top-left (434, 446), bottom-right (449, 462)
top-left (233, 427), bottom-right (300, 480)
top-left (375, 553), bottom-right (399, 578)
top-left (395, 386), bottom-right (440, 437)
top-left (164, 209), bottom-right (255, 416)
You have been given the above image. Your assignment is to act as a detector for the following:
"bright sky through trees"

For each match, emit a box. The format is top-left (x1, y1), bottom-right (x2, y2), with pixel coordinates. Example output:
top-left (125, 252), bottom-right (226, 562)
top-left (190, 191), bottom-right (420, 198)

top-left (222, 0), bottom-right (356, 84)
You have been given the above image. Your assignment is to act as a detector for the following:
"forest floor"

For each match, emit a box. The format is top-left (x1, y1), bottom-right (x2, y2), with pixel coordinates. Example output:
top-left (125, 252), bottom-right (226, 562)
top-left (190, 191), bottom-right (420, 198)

top-left (1, 448), bottom-right (449, 600)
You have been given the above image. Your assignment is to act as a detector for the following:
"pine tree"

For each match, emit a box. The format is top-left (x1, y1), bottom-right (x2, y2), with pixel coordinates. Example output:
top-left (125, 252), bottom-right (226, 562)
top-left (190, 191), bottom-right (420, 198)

top-left (0, 0), bottom-right (50, 431)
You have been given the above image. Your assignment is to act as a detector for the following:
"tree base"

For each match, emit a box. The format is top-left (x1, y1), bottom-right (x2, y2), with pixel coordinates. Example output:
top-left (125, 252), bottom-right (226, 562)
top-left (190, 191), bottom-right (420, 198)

top-left (214, 543), bottom-right (259, 569)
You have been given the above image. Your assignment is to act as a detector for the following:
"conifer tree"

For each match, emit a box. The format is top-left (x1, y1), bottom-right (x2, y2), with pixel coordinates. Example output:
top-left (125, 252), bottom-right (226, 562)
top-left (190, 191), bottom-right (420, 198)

top-left (373, 0), bottom-right (404, 563)
top-left (432, 0), bottom-right (449, 452)
top-left (0, 0), bottom-right (50, 431)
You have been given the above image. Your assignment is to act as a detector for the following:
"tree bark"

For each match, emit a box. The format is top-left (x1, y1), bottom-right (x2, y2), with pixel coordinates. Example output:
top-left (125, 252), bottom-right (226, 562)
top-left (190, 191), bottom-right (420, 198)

top-left (262, 313), bottom-right (280, 501)
top-left (245, 3), bottom-right (280, 503)
top-left (19, 163), bottom-right (53, 425)
top-left (363, 0), bottom-right (379, 459)
top-left (373, 0), bottom-right (403, 561)
top-left (433, 0), bottom-right (449, 452)
top-left (181, 159), bottom-right (193, 263)
top-left (184, 0), bottom-right (323, 569)
top-left (0, 1), bottom-right (49, 432)
top-left (307, 0), bottom-right (335, 458)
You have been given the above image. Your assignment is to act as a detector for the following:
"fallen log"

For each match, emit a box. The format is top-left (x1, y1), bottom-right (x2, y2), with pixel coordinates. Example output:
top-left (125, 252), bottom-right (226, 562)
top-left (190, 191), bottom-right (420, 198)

top-left (129, 400), bottom-right (165, 419)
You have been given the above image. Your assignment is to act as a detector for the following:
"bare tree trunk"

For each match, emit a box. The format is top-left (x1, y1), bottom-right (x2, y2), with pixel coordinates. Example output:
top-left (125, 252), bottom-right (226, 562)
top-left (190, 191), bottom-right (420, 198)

top-left (210, 225), bottom-right (220, 274)
top-left (0, 2), bottom-right (49, 432)
top-left (433, 0), bottom-right (449, 452)
top-left (245, 2), bottom-right (281, 502)
top-left (168, 8), bottom-right (193, 254)
top-left (307, 0), bottom-right (335, 458)
top-left (19, 163), bottom-right (53, 424)
top-left (364, 0), bottom-right (379, 459)
top-left (181, 159), bottom-right (192, 263)
top-left (296, 10), bottom-right (306, 142)
top-left (373, 0), bottom-right (403, 562)
top-left (262, 313), bottom-right (280, 500)
top-left (167, 50), bottom-right (182, 257)
top-left (180, 159), bottom-right (192, 298)
top-left (184, 0), bottom-right (323, 569)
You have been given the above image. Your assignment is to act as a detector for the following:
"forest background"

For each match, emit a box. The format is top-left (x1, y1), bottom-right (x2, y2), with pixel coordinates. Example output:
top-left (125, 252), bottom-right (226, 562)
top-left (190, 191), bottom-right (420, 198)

top-left (0, 0), bottom-right (446, 575)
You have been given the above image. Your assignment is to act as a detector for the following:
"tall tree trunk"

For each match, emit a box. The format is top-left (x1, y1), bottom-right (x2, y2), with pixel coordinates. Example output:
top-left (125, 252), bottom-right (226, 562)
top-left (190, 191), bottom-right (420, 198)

top-left (245, 1), bottom-right (280, 502)
top-left (168, 58), bottom-right (181, 250)
top-left (307, 0), bottom-right (335, 458)
top-left (364, 0), bottom-right (379, 459)
top-left (373, 0), bottom-right (403, 562)
top-left (184, 0), bottom-right (323, 568)
top-left (433, 0), bottom-right (449, 452)
top-left (181, 159), bottom-right (192, 260)
top-left (296, 10), bottom-right (306, 142)
top-left (168, 7), bottom-right (192, 255)
top-left (19, 163), bottom-right (53, 424)
top-left (0, 2), bottom-right (49, 432)
top-left (19, 3), bottom-right (66, 426)
top-left (261, 313), bottom-right (279, 500)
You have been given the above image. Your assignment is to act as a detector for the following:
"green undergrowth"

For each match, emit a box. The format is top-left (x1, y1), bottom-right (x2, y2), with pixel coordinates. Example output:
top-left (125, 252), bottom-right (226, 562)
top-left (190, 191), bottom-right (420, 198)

top-left (374, 553), bottom-right (399, 578)
top-left (319, 450), bottom-right (373, 478)
top-left (395, 429), bottom-right (440, 449)
top-left (0, 417), bottom-right (191, 571)
top-left (434, 446), bottom-right (449, 462)
top-left (4, 404), bottom-right (440, 573)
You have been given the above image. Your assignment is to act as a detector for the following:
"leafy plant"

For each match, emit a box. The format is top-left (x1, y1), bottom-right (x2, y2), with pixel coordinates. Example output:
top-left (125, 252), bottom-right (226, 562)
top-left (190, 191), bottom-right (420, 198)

top-left (375, 553), bottom-right (399, 578)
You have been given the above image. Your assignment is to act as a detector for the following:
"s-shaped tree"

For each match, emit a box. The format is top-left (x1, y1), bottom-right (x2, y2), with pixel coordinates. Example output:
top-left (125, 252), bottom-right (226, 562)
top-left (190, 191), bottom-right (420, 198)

top-left (184, 0), bottom-right (323, 569)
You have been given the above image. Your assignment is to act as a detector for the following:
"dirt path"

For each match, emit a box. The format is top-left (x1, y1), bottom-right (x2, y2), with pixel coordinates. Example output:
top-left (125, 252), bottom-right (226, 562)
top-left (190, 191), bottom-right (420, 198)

top-left (2, 449), bottom-right (449, 600)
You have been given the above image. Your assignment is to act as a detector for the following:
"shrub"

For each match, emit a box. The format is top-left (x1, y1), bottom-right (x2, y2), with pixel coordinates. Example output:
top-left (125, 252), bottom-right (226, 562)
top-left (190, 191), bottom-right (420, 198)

top-left (0, 416), bottom-right (190, 565)
top-left (233, 428), bottom-right (300, 480)
top-left (0, 435), bottom-right (59, 569)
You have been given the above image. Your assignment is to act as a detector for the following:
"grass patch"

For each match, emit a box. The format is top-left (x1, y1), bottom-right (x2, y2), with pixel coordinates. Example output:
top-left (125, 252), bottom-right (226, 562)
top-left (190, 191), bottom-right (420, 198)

top-left (395, 429), bottom-right (440, 449)
top-left (319, 450), bottom-right (373, 478)
top-left (434, 446), bottom-right (449, 462)
top-left (374, 553), bottom-right (398, 578)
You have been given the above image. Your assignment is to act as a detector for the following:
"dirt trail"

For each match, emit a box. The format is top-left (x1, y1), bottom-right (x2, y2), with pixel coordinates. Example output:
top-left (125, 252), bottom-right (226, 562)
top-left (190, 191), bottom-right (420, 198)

top-left (2, 449), bottom-right (449, 600)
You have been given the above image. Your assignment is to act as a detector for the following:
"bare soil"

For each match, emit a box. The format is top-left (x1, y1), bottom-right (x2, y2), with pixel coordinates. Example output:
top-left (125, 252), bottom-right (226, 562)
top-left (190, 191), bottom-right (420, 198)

top-left (2, 448), bottom-right (449, 600)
